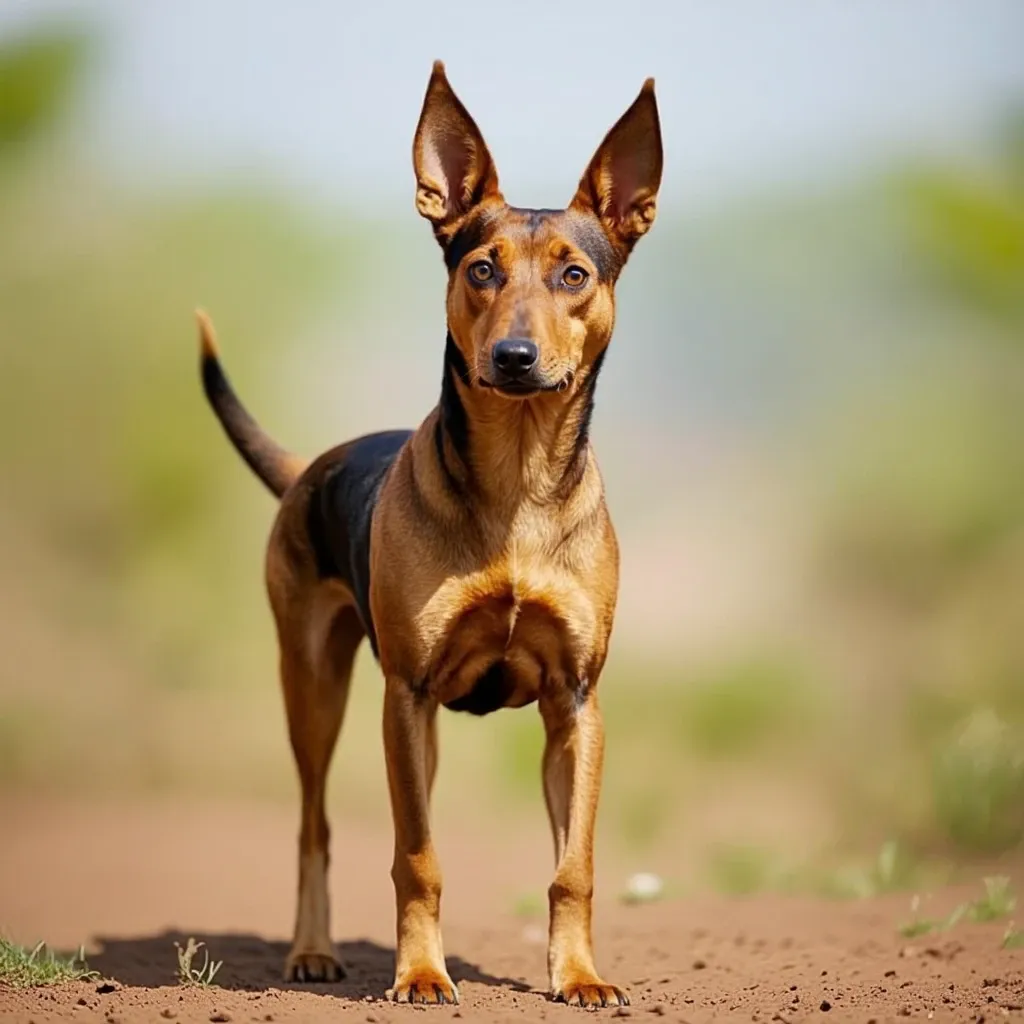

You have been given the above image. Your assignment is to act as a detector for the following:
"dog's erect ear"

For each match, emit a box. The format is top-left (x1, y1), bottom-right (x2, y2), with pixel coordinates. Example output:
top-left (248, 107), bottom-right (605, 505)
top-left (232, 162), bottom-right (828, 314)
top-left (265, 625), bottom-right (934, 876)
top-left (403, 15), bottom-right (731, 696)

top-left (413, 61), bottom-right (502, 236)
top-left (570, 79), bottom-right (663, 254)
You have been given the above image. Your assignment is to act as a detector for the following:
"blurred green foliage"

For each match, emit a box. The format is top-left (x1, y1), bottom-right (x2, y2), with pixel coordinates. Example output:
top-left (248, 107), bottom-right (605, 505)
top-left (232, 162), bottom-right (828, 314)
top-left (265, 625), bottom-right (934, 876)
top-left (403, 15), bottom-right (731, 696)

top-left (932, 709), bottom-right (1024, 854)
top-left (0, 27), bottom-right (88, 154)
top-left (674, 658), bottom-right (812, 759)
top-left (0, 25), bottom-right (357, 797)
top-left (896, 112), bottom-right (1024, 332)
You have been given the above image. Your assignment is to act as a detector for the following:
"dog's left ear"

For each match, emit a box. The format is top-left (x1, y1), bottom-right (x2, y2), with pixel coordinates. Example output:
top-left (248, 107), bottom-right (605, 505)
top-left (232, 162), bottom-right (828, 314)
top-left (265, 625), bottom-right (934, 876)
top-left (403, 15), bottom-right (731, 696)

top-left (570, 79), bottom-right (663, 255)
top-left (413, 61), bottom-right (503, 239)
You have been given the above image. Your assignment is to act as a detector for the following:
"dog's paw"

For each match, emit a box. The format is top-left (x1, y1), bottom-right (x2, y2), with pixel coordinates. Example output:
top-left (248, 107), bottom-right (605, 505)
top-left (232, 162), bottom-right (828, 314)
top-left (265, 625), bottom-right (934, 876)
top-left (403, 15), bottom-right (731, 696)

top-left (552, 974), bottom-right (629, 1009)
top-left (387, 967), bottom-right (459, 1005)
top-left (284, 950), bottom-right (346, 983)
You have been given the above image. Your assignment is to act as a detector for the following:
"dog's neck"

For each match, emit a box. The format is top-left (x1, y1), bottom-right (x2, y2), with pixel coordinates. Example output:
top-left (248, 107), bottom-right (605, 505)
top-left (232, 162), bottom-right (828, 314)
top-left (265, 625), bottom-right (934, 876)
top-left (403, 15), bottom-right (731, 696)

top-left (433, 332), bottom-right (605, 509)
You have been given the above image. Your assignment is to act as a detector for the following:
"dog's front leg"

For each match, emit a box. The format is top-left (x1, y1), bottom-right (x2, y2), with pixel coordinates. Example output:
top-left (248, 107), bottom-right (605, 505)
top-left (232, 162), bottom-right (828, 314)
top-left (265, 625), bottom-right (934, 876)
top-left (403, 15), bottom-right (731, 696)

top-left (382, 676), bottom-right (458, 1004)
top-left (540, 684), bottom-right (628, 1008)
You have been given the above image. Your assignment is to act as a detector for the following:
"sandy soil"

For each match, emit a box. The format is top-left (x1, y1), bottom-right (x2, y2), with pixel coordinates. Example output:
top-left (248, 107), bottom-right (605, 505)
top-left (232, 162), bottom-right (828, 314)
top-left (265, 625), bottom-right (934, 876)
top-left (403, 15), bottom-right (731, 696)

top-left (2, 798), bottom-right (1022, 1023)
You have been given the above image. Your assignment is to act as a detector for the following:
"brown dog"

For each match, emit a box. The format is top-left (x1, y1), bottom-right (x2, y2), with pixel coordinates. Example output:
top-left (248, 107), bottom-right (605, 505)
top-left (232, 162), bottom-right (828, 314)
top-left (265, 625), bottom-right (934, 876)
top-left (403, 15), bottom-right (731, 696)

top-left (198, 61), bottom-right (662, 1008)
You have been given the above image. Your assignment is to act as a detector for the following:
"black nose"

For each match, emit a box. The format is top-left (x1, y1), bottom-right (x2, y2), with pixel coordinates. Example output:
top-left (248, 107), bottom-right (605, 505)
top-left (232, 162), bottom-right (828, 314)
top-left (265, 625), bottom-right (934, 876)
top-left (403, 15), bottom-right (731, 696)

top-left (492, 338), bottom-right (539, 379)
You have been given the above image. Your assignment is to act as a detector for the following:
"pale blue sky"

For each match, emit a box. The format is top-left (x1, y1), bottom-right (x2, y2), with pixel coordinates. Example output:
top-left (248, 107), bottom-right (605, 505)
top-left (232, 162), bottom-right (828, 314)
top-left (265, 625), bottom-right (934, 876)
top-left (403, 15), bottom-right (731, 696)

top-left (4, 0), bottom-right (1024, 211)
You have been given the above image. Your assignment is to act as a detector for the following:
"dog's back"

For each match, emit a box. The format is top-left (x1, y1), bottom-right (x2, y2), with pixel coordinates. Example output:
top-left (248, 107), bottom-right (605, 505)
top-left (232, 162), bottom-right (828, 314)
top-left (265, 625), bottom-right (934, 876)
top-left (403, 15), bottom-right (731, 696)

top-left (306, 430), bottom-right (410, 656)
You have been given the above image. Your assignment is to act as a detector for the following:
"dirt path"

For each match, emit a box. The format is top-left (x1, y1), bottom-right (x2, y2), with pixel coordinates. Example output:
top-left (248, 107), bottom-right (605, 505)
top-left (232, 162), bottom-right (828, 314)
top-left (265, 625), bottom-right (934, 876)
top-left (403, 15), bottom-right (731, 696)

top-left (2, 799), bottom-right (1022, 1023)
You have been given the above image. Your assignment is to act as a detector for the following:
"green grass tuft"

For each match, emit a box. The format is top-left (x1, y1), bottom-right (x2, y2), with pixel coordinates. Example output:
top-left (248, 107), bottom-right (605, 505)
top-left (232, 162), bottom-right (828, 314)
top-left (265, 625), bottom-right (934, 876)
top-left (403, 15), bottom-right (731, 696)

top-left (968, 876), bottom-right (1016, 922)
top-left (898, 894), bottom-right (936, 938)
top-left (0, 937), bottom-right (97, 988)
top-left (836, 839), bottom-right (925, 898)
top-left (174, 937), bottom-right (222, 987)
top-left (707, 839), bottom-right (927, 902)
top-left (899, 918), bottom-right (939, 939)
top-left (897, 877), bottom-right (1017, 940)
top-left (815, 844), bottom-right (917, 901)
top-left (896, 894), bottom-right (966, 939)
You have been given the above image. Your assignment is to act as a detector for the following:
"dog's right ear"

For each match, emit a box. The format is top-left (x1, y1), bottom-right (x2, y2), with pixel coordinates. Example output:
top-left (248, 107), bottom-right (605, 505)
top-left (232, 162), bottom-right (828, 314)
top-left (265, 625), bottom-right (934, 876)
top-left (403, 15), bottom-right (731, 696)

top-left (413, 61), bottom-right (502, 240)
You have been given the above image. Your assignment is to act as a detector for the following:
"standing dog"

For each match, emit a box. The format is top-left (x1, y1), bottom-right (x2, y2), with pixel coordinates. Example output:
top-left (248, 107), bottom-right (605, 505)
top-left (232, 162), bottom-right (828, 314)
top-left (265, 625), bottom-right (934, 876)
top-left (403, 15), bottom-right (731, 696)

top-left (198, 61), bottom-right (662, 1008)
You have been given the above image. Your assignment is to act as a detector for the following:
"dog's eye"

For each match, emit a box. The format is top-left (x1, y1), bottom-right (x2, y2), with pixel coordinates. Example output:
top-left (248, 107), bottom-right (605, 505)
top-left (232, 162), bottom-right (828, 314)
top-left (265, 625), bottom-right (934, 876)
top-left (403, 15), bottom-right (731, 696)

top-left (562, 265), bottom-right (589, 288)
top-left (467, 260), bottom-right (495, 284)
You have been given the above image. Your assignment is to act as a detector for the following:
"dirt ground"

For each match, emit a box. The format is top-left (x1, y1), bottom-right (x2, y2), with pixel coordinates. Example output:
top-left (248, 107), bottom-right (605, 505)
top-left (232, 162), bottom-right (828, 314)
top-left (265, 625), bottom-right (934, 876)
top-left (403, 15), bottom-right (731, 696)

top-left (2, 798), bottom-right (1021, 1024)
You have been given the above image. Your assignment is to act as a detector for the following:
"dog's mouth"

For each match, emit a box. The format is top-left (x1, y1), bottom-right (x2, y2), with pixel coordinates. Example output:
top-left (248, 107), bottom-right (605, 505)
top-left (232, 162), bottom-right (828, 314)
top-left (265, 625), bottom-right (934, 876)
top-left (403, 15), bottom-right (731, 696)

top-left (477, 373), bottom-right (573, 398)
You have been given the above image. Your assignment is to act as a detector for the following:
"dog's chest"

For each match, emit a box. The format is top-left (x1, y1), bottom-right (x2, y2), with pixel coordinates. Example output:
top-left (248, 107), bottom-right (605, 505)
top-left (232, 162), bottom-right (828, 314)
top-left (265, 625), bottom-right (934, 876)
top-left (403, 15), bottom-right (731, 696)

top-left (415, 547), bottom-right (597, 712)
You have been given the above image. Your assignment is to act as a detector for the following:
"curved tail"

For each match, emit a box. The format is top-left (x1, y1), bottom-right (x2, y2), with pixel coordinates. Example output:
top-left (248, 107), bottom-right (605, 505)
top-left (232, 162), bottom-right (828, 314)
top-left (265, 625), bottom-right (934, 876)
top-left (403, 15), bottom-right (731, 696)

top-left (197, 310), bottom-right (308, 499)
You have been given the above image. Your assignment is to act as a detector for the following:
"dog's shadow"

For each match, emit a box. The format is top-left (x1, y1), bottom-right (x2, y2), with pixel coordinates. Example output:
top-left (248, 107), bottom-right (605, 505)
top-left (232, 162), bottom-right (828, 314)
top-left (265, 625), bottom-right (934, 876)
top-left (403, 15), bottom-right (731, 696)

top-left (86, 931), bottom-right (532, 998)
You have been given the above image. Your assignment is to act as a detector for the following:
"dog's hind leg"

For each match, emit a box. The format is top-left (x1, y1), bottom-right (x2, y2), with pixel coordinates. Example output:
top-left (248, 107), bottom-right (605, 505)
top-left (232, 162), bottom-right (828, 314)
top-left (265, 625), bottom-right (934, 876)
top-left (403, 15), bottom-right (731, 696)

top-left (278, 599), bottom-right (364, 983)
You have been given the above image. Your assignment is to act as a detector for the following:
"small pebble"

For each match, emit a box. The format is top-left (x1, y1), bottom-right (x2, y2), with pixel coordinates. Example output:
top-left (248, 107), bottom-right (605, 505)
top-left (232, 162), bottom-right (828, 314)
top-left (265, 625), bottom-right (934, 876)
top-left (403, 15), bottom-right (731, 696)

top-left (624, 872), bottom-right (664, 904)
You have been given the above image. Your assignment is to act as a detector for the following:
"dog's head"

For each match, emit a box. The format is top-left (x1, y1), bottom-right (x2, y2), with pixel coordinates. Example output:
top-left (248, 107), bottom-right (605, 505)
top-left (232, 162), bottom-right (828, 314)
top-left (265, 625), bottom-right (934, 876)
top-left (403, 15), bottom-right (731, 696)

top-left (413, 62), bottom-right (662, 400)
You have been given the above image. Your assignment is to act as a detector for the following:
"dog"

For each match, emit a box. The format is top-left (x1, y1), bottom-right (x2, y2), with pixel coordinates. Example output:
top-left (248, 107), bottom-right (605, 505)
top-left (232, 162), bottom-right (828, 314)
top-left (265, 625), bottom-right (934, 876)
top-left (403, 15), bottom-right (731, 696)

top-left (197, 61), bottom-right (662, 1008)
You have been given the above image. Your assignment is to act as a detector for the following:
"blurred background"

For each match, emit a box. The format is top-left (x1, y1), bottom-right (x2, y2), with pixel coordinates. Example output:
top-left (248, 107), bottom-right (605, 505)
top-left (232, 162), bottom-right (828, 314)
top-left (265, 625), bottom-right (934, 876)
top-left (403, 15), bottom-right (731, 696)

top-left (2, 0), bottom-right (1023, 899)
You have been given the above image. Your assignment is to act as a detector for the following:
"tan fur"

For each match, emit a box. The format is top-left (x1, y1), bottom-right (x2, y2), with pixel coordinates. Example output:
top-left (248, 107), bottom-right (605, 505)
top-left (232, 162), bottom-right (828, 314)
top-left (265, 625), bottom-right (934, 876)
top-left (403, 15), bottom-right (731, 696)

top-left (199, 60), bottom-right (662, 1008)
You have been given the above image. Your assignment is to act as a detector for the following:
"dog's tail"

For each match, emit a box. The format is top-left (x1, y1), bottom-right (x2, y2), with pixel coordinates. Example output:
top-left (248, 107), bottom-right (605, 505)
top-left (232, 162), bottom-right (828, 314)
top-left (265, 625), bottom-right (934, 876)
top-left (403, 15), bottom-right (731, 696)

top-left (197, 310), bottom-right (308, 499)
